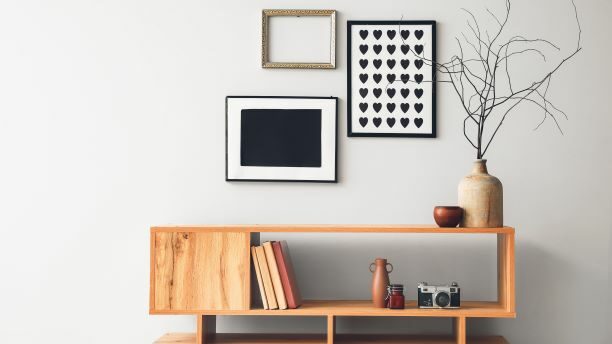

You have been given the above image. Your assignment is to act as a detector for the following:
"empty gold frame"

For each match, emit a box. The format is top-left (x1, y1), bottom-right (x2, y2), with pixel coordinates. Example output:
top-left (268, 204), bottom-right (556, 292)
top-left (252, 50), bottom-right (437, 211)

top-left (262, 9), bottom-right (336, 69)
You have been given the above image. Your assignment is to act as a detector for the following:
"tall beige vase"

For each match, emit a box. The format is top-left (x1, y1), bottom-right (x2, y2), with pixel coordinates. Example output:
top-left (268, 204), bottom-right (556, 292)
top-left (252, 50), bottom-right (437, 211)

top-left (458, 159), bottom-right (503, 227)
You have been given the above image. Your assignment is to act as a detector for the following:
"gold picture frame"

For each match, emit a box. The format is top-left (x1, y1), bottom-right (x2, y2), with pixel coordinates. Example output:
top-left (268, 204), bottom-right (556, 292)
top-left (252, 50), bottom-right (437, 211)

top-left (261, 9), bottom-right (336, 69)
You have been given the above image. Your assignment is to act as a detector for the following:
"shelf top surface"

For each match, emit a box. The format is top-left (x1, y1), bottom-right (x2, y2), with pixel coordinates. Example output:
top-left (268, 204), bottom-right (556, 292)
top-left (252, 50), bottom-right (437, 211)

top-left (151, 224), bottom-right (514, 234)
top-left (151, 300), bottom-right (515, 318)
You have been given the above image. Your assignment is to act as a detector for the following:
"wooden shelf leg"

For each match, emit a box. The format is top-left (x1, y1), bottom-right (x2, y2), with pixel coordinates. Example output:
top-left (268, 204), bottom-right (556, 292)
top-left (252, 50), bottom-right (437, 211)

top-left (327, 315), bottom-right (335, 344)
top-left (197, 315), bottom-right (216, 344)
top-left (454, 316), bottom-right (466, 344)
top-left (497, 233), bottom-right (516, 313)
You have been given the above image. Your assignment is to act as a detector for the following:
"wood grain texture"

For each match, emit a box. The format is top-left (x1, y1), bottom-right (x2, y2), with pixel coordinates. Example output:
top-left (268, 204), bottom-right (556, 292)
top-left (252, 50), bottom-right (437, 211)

top-left (174, 300), bottom-right (514, 318)
top-left (327, 315), bottom-right (335, 344)
top-left (151, 232), bottom-right (250, 312)
top-left (151, 225), bottom-right (514, 234)
top-left (454, 317), bottom-right (466, 344)
top-left (154, 334), bottom-right (509, 344)
top-left (497, 233), bottom-right (516, 313)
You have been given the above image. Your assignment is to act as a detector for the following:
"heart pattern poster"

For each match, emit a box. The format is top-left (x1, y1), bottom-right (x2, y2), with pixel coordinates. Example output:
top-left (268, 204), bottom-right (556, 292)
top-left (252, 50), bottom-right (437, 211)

top-left (347, 21), bottom-right (436, 137)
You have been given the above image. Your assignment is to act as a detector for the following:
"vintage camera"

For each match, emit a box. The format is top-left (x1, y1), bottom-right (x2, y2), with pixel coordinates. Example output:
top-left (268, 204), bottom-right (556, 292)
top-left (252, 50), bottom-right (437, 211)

top-left (417, 282), bottom-right (460, 309)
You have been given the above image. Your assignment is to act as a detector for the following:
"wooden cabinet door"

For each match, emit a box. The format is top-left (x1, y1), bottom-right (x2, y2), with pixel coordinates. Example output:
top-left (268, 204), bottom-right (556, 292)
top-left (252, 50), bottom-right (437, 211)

top-left (151, 231), bottom-right (251, 312)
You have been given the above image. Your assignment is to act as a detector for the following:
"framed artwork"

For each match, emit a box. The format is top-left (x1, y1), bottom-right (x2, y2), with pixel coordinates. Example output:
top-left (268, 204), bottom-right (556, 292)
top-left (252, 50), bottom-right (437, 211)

top-left (226, 96), bottom-right (338, 182)
top-left (347, 20), bottom-right (436, 137)
top-left (262, 10), bottom-right (336, 69)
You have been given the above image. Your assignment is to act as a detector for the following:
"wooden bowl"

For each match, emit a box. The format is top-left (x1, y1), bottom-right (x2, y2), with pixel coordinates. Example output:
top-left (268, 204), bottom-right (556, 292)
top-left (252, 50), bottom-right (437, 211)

top-left (433, 206), bottom-right (463, 228)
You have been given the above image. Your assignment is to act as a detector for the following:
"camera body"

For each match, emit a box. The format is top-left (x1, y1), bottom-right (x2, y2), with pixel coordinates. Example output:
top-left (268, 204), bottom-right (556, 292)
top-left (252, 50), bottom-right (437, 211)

top-left (417, 282), bottom-right (460, 309)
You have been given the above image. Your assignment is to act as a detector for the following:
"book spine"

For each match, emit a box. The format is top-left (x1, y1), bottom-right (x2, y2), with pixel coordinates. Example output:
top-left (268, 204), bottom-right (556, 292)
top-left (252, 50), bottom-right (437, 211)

top-left (254, 246), bottom-right (278, 309)
top-left (272, 241), bottom-right (296, 309)
top-left (275, 240), bottom-right (303, 309)
top-left (263, 241), bottom-right (288, 310)
top-left (251, 246), bottom-right (269, 310)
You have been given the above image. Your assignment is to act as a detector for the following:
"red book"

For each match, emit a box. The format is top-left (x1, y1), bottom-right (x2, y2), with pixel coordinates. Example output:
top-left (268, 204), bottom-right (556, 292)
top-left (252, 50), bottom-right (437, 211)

top-left (271, 241), bottom-right (303, 309)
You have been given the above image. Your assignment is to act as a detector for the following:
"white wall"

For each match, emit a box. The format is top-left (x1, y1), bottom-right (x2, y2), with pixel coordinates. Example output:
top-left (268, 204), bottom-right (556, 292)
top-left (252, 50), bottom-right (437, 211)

top-left (0, 0), bottom-right (610, 343)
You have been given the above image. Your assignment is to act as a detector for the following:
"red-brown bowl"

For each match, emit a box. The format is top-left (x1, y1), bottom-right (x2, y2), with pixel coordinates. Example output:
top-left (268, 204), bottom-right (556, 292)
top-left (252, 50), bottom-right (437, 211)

top-left (433, 206), bottom-right (464, 228)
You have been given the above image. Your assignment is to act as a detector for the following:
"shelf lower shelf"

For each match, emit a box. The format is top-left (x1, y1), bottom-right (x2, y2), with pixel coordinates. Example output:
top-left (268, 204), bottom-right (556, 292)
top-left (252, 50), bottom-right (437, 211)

top-left (152, 300), bottom-right (515, 318)
top-left (154, 333), bottom-right (509, 344)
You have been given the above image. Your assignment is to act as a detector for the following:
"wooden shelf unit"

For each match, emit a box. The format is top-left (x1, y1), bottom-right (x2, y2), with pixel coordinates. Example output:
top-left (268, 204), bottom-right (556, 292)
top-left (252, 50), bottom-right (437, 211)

top-left (150, 225), bottom-right (516, 344)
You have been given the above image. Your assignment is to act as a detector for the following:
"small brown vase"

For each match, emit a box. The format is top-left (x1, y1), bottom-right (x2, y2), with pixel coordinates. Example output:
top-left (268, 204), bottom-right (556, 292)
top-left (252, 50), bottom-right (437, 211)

top-left (370, 258), bottom-right (393, 308)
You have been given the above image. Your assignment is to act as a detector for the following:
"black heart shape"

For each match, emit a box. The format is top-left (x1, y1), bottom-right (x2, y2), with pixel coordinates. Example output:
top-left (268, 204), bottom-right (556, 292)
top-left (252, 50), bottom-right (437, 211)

top-left (359, 59), bottom-right (368, 69)
top-left (387, 117), bottom-right (396, 128)
top-left (373, 117), bottom-right (382, 127)
top-left (360, 30), bottom-right (369, 39)
top-left (415, 45), bottom-right (424, 55)
top-left (373, 103), bottom-right (382, 113)
top-left (415, 74), bottom-right (424, 84)
top-left (414, 103), bottom-right (424, 113)
top-left (401, 30), bottom-right (410, 40)
top-left (387, 30), bottom-right (396, 39)
top-left (400, 88), bottom-right (410, 98)
top-left (415, 30), bottom-right (424, 40)
top-left (373, 30), bottom-right (382, 40)
top-left (414, 117), bottom-right (423, 128)
top-left (387, 103), bottom-right (396, 113)
top-left (401, 74), bottom-right (410, 84)
top-left (373, 88), bottom-right (382, 98)
top-left (359, 103), bottom-right (368, 113)
top-left (400, 117), bottom-right (410, 128)
top-left (414, 88), bottom-right (424, 98)
top-left (373, 44), bottom-right (382, 54)
top-left (400, 59), bottom-right (410, 69)
top-left (359, 88), bottom-right (368, 98)
top-left (359, 73), bottom-right (368, 83)
top-left (359, 44), bottom-right (368, 54)
top-left (387, 59), bottom-right (396, 69)
top-left (373, 74), bottom-right (382, 84)
top-left (401, 45), bottom-right (410, 55)
top-left (387, 74), bottom-right (396, 83)
top-left (387, 45), bottom-right (396, 54)
top-left (359, 117), bottom-right (368, 127)
top-left (386, 88), bottom-right (396, 98)
top-left (373, 59), bottom-right (382, 69)
top-left (400, 103), bottom-right (410, 113)
top-left (415, 59), bottom-right (424, 69)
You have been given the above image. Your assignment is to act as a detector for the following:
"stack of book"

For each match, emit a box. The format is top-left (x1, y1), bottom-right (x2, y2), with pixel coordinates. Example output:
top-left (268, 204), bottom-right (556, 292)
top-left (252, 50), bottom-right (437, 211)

top-left (251, 241), bottom-right (302, 310)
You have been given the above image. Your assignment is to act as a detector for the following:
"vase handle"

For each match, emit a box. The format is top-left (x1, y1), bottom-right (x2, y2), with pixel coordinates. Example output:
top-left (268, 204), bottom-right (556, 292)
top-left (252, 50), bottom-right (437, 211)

top-left (369, 263), bottom-right (376, 273)
top-left (386, 263), bottom-right (394, 273)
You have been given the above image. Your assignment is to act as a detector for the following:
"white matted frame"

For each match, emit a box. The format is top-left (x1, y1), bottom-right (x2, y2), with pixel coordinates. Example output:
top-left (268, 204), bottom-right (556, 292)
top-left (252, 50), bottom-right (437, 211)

top-left (226, 96), bottom-right (338, 182)
top-left (262, 9), bottom-right (336, 69)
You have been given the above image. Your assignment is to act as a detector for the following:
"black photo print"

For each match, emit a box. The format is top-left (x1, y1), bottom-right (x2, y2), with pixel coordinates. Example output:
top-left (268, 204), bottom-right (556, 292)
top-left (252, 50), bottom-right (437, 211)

top-left (348, 21), bottom-right (436, 137)
top-left (226, 96), bottom-right (338, 182)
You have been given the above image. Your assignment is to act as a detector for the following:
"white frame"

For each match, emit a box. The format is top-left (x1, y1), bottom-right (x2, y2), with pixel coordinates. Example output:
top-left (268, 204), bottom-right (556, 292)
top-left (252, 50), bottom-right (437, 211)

top-left (226, 96), bottom-right (338, 182)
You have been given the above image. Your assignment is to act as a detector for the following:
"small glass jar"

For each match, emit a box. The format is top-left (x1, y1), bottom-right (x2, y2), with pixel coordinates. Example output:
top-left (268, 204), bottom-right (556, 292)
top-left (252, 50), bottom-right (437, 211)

top-left (385, 284), bottom-right (405, 309)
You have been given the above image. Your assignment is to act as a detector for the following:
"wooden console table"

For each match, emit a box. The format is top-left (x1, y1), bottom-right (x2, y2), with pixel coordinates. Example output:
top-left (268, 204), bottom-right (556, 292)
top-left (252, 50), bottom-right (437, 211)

top-left (150, 225), bottom-right (515, 344)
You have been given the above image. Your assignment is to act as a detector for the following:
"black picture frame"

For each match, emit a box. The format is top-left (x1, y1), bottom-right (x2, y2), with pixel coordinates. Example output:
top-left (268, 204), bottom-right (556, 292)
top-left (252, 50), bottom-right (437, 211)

top-left (347, 20), bottom-right (437, 138)
top-left (225, 96), bottom-right (338, 183)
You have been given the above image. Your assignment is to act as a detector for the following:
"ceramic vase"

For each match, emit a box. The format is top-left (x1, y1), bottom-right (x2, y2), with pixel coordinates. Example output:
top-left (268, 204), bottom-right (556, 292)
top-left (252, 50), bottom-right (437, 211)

top-left (458, 159), bottom-right (503, 227)
top-left (370, 258), bottom-right (393, 308)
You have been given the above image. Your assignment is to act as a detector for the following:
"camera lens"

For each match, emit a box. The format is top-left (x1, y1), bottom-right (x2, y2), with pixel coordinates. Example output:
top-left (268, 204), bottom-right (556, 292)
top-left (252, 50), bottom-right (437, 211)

top-left (435, 292), bottom-right (450, 307)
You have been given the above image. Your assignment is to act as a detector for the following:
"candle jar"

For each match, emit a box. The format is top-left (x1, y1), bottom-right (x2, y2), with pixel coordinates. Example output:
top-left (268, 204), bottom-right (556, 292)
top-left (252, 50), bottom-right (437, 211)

top-left (386, 284), bottom-right (405, 309)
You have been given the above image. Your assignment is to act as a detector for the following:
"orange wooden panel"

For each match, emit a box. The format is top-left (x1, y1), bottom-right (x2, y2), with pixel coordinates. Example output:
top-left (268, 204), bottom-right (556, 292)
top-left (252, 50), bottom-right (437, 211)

top-left (150, 231), bottom-right (251, 312)
top-left (154, 333), bottom-right (509, 344)
top-left (175, 300), bottom-right (514, 318)
top-left (151, 225), bottom-right (514, 234)
top-left (497, 233), bottom-right (516, 313)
